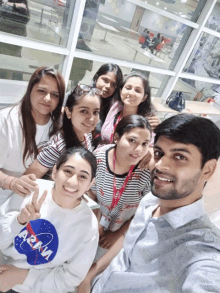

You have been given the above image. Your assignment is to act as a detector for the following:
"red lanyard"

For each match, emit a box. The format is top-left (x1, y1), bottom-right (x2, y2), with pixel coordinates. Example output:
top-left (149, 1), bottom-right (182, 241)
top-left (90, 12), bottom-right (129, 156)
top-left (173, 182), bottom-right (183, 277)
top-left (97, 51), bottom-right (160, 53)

top-left (110, 149), bottom-right (135, 211)
top-left (110, 113), bottom-right (122, 143)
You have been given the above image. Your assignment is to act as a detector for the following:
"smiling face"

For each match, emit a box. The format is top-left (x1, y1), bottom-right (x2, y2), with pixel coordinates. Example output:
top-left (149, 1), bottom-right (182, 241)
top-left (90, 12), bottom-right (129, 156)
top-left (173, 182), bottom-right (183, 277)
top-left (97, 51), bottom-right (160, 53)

top-left (30, 75), bottom-right (60, 124)
top-left (115, 127), bottom-right (151, 166)
top-left (52, 153), bottom-right (94, 209)
top-left (65, 94), bottom-right (100, 140)
top-left (150, 136), bottom-right (207, 202)
top-left (95, 71), bottom-right (117, 99)
top-left (120, 77), bottom-right (146, 109)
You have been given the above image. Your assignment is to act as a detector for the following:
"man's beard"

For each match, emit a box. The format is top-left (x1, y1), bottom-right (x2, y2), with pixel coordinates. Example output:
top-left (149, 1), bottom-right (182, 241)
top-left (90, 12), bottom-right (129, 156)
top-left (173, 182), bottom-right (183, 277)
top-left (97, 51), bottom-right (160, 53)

top-left (151, 170), bottom-right (202, 200)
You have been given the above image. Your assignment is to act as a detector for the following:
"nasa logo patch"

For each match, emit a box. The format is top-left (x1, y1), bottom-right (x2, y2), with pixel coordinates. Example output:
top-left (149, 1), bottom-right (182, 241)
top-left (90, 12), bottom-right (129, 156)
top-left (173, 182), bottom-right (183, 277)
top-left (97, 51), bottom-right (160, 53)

top-left (14, 219), bottom-right (59, 265)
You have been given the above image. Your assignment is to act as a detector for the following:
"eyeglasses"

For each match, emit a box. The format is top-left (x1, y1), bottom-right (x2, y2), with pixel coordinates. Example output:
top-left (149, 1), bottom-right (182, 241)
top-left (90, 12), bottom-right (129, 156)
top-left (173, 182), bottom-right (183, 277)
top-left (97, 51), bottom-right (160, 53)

top-left (73, 84), bottom-right (102, 97)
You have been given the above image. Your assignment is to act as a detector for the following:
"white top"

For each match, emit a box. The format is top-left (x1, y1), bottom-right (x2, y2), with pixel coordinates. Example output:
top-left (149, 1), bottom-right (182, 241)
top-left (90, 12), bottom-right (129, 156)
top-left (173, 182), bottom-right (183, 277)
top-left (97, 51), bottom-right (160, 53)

top-left (0, 179), bottom-right (99, 293)
top-left (0, 105), bottom-right (52, 206)
top-left (92, 193), bottom-right (220, 293)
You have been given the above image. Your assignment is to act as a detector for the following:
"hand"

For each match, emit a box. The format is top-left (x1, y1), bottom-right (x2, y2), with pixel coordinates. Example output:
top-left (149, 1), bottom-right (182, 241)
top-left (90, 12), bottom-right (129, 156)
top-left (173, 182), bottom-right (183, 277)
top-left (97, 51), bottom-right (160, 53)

top-left (0, 265), bottom-right (28, 292)
top-left (77, 278), bottom-right (92, 293)
top-left (138, 151), bottom-right (152, 170)
top-left (10, 174), bottom-right (37, 197)
top-left (99, 230), bottom-right (121, 249)
top-left (17, 187), bottom-right (47, 225)
top-left (147, 115), bottom-right (161, 131)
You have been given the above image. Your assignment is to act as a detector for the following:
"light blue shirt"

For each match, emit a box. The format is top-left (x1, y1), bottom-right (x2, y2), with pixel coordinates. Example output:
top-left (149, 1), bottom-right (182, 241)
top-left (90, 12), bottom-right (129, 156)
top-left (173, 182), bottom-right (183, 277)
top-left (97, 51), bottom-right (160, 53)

top-left (92, 193), bottom-right (220, 293)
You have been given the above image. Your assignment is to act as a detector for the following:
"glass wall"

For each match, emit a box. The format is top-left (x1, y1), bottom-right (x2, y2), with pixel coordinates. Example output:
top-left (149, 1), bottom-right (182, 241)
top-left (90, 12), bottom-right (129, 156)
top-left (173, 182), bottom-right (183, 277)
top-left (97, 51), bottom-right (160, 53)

top-left (76, 0), bottom-right (199, 70)
top-left (0, 43), bottom-right (63, 80)
top-left (140, 0), bottom-right (206, 22)
top-left (173, 78), bottom-right (220, 101)
top-left (183, 32), bottom-right (220, 80)
top-left (0, 0), bottom-right (76, 46)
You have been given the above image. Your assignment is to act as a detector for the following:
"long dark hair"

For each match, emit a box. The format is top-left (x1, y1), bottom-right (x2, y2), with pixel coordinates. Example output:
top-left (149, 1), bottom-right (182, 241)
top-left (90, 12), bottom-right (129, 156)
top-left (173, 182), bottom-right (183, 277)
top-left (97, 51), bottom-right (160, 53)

top-left (92, 63), bottom-right (123, 123)
top-left (119, 72), bottom-right (155, 117)
top-left (20, 66), bottom-right (65, 164)
top-left (63, 86), bottom-right (101, 149)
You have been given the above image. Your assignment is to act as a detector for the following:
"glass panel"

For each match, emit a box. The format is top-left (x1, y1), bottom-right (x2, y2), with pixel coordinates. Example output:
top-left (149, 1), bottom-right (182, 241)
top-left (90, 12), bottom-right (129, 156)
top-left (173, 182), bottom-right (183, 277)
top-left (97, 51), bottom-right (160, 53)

top-left (0, 43), bottom-right (64, 81)
top-left (67, 58), bottom-right (171, 98)
top-left (0, 0), bottom-right (76, 46)
top-left (183, 32), bottom-right (220, 79)
top-left (77, 0), bottom-right (195, 70)
top-left (139, 0), bottom-right (206, 22)
top-left (172, 78), bottom-right (220, 102)
top-left (205, 1), bottom-right (220, 32)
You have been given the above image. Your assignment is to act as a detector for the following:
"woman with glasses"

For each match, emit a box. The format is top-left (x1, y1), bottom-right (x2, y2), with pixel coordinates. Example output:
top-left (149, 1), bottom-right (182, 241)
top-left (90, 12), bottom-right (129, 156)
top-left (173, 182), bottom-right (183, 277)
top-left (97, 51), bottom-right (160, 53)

top-left (24, 85), bottom-right (102, 180)
top-left (0, 67), bottom-right (65, 206)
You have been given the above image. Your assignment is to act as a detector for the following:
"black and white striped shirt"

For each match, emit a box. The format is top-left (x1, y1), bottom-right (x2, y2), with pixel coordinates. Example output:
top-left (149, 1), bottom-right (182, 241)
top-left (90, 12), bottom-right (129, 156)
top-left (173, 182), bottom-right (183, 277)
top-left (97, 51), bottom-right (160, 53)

top-left (91, 145), bottom-right (151, 232)
top-left (37, 131), bottom-right (93, 168)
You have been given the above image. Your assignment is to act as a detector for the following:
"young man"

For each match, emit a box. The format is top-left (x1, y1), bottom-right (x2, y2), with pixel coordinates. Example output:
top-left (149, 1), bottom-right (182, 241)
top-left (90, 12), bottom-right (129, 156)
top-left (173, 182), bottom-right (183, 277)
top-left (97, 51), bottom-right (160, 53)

top-left (78, 114), bottom-right (220, 293)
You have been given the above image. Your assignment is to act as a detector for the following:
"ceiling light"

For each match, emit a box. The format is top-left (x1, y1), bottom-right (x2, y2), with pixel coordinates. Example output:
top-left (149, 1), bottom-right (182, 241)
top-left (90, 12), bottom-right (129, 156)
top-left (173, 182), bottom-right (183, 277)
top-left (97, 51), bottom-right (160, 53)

top-left (164, 7), bottom-right (167, 10)
top-left (181, 0), bottom-right (187, 3)
top-left (179, 12), bottom-right (182, 14)
top-left (156, 2), bottom-right (159, 5)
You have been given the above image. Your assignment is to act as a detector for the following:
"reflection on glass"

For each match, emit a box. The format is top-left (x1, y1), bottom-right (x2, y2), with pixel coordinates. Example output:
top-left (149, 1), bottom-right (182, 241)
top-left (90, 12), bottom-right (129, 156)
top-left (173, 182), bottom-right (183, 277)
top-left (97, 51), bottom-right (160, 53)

top-left (0, 42), bottom-right (63, 81)
top-left (77, 0), bottom-right (201, 70)
top-left (139, 0), bottom-right (206, 22)
top-left (183, 32), bottom-right (220, 80)
top-left (205, 2), bottom-right (220, 32)
top-left (174, 79), bottom-right (220, 102)
top-left (0, 0), bottom-right (76, 46)
top-left (68, 58), bottom-right (169, 98)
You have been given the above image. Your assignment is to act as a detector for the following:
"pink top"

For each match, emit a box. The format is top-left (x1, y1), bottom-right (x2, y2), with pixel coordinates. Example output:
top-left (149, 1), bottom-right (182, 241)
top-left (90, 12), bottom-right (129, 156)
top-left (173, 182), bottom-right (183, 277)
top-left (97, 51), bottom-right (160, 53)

top-left (101, 101), bottom-right (123, 144)
top-left (100, 101), bottom-right (155, 146)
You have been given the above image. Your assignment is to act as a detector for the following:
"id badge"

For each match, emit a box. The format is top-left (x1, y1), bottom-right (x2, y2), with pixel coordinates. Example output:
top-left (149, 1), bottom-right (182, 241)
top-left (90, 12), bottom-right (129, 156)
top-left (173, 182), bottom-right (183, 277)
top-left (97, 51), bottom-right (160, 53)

top-left (100, 215), bottom-right (111, 229)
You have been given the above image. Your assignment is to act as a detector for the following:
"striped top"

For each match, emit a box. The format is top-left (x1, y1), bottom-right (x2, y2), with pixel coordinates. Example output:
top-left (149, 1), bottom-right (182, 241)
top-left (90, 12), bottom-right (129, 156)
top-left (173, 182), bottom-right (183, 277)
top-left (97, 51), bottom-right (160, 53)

top-left (37, 131), bottom-right (93, 168)
top-left (91, 144), bottom-right (151, 232)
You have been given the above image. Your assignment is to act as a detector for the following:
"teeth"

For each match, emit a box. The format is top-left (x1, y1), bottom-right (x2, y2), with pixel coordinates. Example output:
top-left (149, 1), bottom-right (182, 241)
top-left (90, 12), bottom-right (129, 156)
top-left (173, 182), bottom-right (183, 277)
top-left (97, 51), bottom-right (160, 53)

top-left (157, 176), bottom-right (173, 182)
top-left (65, 187), bottom-right (77, 192)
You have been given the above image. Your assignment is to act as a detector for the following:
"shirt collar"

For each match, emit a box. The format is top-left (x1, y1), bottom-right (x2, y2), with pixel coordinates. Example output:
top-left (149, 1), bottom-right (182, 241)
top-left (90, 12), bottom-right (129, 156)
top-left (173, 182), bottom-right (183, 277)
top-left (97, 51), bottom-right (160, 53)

top-left (162, 197), bottom-right (206, 229)
top-left (142, 193), bottom-right (206, 229)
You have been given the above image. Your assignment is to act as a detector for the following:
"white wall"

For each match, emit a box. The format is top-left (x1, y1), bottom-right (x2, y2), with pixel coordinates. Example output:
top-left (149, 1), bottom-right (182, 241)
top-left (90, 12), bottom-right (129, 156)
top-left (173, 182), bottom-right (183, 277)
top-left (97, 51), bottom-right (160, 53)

top-left (99, 1), bottom-right (136, 22)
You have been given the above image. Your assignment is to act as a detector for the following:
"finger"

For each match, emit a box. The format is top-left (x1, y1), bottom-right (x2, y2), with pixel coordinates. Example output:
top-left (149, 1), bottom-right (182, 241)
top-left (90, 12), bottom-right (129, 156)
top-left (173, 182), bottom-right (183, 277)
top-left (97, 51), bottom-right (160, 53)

top-left (102, 241), bottom-right (110, 250)
top-left (0, 265), bottom-right (9, 271)
top-left (37, 190), bottom-right (47, 211)
top-left (22, 207), bottom-right (31, 220)
top-left (19, 179), bottom-right (37, 192)
top-left (32, 186), bottom-right (39, 207)
top-left (26, 204), bottom-right (36, 215)
top-left (18, 180), bottom-right (35, 194)
top-left (27, 174), bottom-right (37, 183)
top-left (32, 212), bottom-right (41, 221)
top-left (16, 185), bottom-right (31, 197)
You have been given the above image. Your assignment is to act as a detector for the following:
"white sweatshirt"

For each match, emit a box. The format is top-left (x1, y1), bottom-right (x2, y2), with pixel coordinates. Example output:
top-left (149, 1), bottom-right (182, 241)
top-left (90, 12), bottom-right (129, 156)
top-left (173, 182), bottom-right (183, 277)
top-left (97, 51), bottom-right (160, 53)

top-left (0, 180), bottom-right (99, 293)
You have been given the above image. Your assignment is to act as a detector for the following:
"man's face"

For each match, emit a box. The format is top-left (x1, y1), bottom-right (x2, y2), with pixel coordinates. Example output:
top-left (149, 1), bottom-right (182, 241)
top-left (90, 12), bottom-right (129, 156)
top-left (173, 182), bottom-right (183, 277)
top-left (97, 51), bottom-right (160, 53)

top-left (150, 136), bottom-right (204, 200)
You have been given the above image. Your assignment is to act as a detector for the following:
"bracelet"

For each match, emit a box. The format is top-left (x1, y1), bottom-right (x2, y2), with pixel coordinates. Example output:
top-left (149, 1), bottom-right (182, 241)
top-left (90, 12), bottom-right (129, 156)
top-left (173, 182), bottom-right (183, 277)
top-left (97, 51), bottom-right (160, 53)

top-left (9, 177), bottom-right (17, 191)
top-left (1, 175), bottom-right (9, 190)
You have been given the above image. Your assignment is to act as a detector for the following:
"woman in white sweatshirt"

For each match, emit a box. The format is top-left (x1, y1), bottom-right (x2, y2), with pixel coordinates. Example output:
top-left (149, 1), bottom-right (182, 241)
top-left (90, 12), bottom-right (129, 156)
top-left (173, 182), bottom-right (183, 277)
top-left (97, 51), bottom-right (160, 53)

top-left (0, 147), bottom-right (99, 293)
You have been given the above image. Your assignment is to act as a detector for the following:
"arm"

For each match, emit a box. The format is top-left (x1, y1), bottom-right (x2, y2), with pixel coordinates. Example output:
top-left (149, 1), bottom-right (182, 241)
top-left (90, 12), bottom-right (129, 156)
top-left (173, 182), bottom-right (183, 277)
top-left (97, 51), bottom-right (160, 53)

top-left (182, 260), bottom-right (220, 293)
top-left (99, 217), bottom-right (132, 249)
top-left (24, 159), bottom-right (49, 178)
top-left (77, 235), bottom-right (124, 293)
top-left (0, 170), bottom-right (38, 197)
top-left (0, 187), bottom-right (46, 249)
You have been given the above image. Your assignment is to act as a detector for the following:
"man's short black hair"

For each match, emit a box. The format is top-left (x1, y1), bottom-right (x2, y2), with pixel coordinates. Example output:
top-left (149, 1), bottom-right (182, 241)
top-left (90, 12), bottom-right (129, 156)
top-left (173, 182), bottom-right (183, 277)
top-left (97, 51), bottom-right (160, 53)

top-left (154, 114), bottom-right (220, 167)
